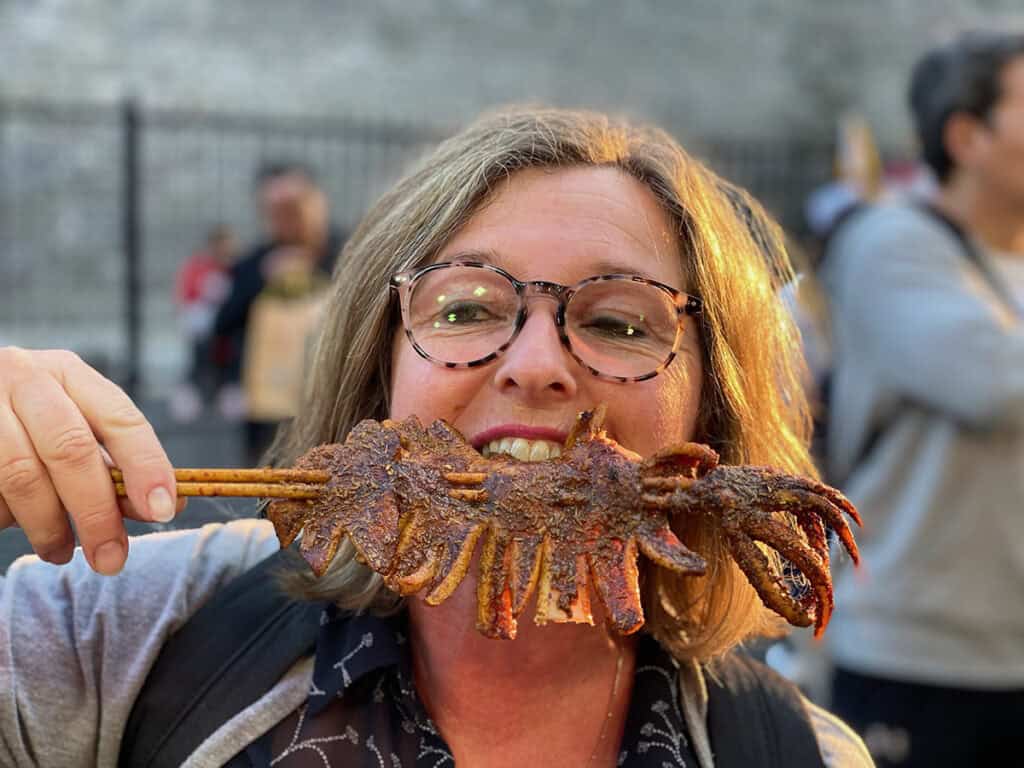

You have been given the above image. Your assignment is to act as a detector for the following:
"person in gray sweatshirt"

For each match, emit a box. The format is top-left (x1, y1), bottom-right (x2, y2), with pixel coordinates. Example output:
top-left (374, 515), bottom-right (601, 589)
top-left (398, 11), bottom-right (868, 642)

top-left (821, 30), bottom-right (1024, 768)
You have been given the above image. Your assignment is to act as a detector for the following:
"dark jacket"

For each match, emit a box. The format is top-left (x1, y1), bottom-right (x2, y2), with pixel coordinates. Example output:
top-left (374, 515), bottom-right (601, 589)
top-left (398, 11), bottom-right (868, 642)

top-left (214, 229), bottom-right (344, 381)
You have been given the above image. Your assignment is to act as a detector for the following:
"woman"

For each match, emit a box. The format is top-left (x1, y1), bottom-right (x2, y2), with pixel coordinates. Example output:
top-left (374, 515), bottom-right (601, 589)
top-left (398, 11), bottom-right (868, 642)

top-left (0, 107), bottom-right (871, 766)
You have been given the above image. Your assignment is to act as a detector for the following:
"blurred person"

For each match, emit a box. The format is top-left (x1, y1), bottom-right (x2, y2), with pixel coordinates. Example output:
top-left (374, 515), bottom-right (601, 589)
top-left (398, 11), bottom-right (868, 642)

top-left (805, 112), bottom-right (886, 251)
top-left (171, 224), bottom-right (237, 423)
top-left (799, 113), bottom-right (887, 470)
top-left (214, 163), bottom-right (344, 464)
top-left (801, 130), bottom-right (936, 481)
top-left (0, 106), bottom-right (872, 768)
top-left (820, 31), bottom-right (1024, 767)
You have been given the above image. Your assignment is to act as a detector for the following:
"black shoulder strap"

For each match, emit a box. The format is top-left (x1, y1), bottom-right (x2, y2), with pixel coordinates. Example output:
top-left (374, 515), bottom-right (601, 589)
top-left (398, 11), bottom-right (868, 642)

top-left (814, 200), bottom-right (869, 272)
top-left (705, 652), bottom-right (826, 768)
top-left (917, 202), bottom-right (1021, 317)
top-left (119, 548), bottom-right (326, 768)
top-left (918, 201), bottom-right (976, 256)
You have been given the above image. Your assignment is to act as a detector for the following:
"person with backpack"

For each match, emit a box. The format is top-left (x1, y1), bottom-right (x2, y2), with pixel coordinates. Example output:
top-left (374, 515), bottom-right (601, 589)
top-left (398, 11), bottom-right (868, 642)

top-left (214, 162), bottom-right (344, 465)
top-left (0, 107), bottom-right (870, 767)
top-left (819, 31), bottom-right (1024, 768)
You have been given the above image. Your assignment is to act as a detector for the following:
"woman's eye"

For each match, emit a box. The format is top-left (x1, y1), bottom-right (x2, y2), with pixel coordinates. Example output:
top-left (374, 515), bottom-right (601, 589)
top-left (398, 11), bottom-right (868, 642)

top-left (433, 302), bottom-right (497, 326)
top-left (581, 315), bottom-right (648, 339)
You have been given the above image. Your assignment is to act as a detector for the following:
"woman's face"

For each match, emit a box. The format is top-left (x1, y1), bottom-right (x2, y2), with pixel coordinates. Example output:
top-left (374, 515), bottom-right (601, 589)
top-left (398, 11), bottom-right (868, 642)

top-left (389, 166), bottom-right (703, 459)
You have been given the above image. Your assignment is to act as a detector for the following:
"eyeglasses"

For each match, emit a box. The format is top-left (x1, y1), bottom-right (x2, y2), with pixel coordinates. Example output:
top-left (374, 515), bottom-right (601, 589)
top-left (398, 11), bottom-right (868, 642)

top-left (389, 261), bottom-right (703, 382)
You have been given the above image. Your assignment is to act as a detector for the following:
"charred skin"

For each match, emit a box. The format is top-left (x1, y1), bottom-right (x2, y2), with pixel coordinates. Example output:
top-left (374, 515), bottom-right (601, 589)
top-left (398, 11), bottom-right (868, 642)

top-left (266, 407), bottom-right (860, 639)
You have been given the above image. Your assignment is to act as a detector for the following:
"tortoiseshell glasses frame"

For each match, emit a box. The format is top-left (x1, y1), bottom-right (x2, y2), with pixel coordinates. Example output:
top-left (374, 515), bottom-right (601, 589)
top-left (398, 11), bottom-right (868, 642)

top-left (389, 261), bottom-right (703, 383)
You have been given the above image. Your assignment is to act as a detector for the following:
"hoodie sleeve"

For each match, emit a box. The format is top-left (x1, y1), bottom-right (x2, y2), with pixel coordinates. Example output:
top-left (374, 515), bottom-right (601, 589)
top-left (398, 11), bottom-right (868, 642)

top-left (0, 519), bottom-right (279, 768)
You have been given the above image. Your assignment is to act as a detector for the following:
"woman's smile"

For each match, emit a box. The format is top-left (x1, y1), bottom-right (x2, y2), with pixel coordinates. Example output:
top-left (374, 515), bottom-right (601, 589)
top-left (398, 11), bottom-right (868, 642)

top-left (471, 423), bottom-right (568, 460)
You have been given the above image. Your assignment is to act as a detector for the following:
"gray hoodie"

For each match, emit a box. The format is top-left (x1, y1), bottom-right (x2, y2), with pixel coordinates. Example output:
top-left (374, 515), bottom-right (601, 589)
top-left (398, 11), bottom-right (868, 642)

top-left (822, 202), bottom-right (1024, 687)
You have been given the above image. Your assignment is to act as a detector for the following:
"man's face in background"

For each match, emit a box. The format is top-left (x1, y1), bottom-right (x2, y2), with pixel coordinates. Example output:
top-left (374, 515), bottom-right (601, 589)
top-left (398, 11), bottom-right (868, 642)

top-left (973, 55), bottom-right (1024, 209)
top-left (259, 172), bottom-right (325, 245)
top-left (209, 229), bottom-right (237, 265)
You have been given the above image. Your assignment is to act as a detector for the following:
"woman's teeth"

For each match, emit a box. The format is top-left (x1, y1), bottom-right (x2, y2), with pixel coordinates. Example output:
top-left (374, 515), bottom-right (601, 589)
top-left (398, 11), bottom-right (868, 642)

top-left (481, 437), bottom-right (563, 461)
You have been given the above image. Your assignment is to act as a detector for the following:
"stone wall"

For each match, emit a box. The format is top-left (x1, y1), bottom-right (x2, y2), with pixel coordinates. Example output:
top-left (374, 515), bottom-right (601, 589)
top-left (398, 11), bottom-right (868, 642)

top-left (3, 0), bottom-right (1023, 147)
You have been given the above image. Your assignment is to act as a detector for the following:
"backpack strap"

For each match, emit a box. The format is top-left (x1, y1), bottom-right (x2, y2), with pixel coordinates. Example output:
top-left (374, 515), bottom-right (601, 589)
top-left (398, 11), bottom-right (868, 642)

top-left (119, 548), bottom-right (326, 768)
top-left (813, 200), bottom-right (870, 272)
top-left (705, 652), bottom-right (826, 768)
top-left (917, 203), bottom-right (1021, 318)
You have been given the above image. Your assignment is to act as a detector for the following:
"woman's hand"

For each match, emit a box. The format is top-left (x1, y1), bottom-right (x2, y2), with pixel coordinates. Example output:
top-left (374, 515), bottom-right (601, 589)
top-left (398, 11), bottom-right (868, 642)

top-left (0, 347), bottom-right (183, 575)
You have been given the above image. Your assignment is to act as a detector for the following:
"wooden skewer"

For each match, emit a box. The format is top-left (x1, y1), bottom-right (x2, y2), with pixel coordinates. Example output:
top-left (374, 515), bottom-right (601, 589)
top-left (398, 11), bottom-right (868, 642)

top-left (110, 467), bottom-right (327, 500)
top-left (109, 467), bottom-right (330, 484)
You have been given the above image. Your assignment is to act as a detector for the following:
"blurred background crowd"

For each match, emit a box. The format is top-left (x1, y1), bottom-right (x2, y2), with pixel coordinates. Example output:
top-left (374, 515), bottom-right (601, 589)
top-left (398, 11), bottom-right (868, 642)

top-left (3, 2), bottom-right (1024, 765)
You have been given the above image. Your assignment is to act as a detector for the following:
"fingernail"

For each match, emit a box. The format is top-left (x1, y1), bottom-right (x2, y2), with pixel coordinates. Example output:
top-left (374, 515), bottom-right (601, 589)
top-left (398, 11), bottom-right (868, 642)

top-left (147, 487), bottom-right (175, 523)
top-left (39, 544), bottom-right (73, 565)
top-left (94, 540), bottom-right (125, 575)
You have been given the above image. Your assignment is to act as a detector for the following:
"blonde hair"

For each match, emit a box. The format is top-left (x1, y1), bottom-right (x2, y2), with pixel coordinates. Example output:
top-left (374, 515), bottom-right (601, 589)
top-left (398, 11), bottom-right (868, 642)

top-left (272, 106), bottom-right (814, 662)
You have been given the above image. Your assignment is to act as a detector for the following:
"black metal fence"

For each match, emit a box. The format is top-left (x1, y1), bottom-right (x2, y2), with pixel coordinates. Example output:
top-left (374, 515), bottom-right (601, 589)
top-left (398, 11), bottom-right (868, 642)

top-left (0, 98), bottom-right (833, 395)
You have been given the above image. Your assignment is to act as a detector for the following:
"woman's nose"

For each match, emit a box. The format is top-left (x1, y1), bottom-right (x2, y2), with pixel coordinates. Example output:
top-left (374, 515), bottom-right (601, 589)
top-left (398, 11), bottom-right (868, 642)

top-left (491, 307), bottom-right (578, 400)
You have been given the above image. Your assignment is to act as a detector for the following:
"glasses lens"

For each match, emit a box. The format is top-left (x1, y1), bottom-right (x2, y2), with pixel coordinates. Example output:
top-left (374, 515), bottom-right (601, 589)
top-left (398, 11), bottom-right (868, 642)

top-left (566, 279), bottom-right (680, 378)
top-left (406, 265), bottom-right (519, 364)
